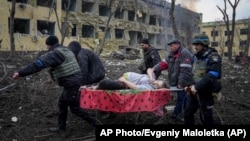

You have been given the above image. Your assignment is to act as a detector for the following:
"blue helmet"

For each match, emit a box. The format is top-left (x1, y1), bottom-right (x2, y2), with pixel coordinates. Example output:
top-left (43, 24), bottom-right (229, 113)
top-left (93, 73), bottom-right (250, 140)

top-left (192, 33), bottom-right (210, 46)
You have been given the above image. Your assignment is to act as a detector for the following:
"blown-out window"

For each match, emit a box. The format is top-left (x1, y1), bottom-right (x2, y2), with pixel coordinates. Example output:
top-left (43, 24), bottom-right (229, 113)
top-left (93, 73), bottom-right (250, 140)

top-left (9, 18), bottom-right (30, 34)
top-left (37, 20), bottom-right (55, 35)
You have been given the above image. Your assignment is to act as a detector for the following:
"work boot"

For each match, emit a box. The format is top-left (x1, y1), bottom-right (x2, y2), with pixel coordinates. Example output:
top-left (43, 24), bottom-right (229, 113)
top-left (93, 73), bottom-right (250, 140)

top-left (48, 127), bottom-right (65, 133)
top-left (171, 114), bottom-right (183, 122)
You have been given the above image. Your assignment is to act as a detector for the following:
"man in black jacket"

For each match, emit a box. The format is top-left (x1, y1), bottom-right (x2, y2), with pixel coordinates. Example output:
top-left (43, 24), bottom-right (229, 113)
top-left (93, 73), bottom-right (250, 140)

top-left (138, 38), bottom-right (161, 79)
top-left (149, 38), bottom-right (194, 121)
top-left (68, 41), bottom-right (106, 86)
top-left (12, 36), bottom-right (98, 132)
top-left (184, 33), bottom-right (222, 125)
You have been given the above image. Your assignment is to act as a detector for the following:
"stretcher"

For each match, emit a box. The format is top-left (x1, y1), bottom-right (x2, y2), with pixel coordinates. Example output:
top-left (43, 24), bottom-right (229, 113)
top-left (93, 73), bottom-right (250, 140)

top-left (80, 88), bottom-right (172, 116)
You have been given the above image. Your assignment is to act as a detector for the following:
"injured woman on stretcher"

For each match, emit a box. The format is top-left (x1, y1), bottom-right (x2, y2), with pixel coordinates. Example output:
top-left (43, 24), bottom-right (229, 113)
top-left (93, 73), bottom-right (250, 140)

top-left (80, 68), bottom-right (172, 117)
top-left (82, 68), bottom-right (168, 90)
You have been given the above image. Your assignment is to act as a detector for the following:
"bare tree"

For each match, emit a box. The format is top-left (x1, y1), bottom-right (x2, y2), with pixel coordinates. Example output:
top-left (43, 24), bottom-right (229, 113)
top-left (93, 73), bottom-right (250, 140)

top-left (246, 21), bottom-right (250, 54)
top-left (49, 0), bottom-right (71, 46)
top-left (9, 0), bottom-right (16, 56)
top-left (169, 0), bottom-right (180, 40)
top-left (97, 0), bottom-right (122, 56)
top-left (216, 22), bottom-right (226, 58)
top-left (60, 0), bottom-right (71, 45)
top-left (217, 0), bottom-right (241, 60)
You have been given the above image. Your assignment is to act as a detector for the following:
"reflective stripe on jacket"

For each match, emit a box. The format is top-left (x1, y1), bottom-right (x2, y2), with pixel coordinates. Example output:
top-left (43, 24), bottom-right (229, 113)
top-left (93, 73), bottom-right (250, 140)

top-left (154, 46), bottom-right (193, 87)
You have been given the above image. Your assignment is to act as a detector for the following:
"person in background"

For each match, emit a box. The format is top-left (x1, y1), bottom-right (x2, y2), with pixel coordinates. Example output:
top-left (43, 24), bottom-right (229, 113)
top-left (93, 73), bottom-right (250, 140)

top-left (138, 38), bottom-right (162, 79)
top-left (184, 33), bottom-right (222, 125)
top-left (149, 38), bottom-right (193, 121)
top-left (12, 35), bottom-right (98, 133)
top-left (68, 41), bottom-right (106, 86)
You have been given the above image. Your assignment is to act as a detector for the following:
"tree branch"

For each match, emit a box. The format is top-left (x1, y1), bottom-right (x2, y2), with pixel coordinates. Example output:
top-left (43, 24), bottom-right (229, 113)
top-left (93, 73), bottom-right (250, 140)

top-left (61, 0), bottom-right (71, 45)
top-left (0, 83), bottom-right (16, 92)
top-left (169, 0), bottom-right (180, 40)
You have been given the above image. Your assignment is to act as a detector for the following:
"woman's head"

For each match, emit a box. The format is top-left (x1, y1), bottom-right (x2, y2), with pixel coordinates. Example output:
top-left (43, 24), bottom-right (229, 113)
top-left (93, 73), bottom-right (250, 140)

top-left (154, 80), bottom-right (168, 89)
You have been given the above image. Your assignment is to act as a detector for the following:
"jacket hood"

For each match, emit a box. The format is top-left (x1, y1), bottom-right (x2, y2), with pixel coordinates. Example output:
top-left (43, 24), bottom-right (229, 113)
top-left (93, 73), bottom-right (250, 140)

top-left (68, 41), bottom-right (82, 57)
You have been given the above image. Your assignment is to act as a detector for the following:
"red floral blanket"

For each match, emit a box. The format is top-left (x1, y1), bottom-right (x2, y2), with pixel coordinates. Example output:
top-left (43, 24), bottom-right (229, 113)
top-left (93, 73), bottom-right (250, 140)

top-left (80, 88), bottom-right (171, 115)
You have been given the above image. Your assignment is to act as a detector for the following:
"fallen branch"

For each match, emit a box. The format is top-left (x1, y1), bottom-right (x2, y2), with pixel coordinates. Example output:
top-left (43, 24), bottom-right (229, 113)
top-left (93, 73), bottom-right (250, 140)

top-left (0, 61), bottom-right (7, 83)
top-left (0, 83), bottom-right (16, 92)
top-left (222, 96), bottom-right (250, 109)
top-left (214, 108), bottom-right (224, 124)
top-left (34, 133), bottom-right (55, 139)
top-left (71, 134), bottom-right (95, 141)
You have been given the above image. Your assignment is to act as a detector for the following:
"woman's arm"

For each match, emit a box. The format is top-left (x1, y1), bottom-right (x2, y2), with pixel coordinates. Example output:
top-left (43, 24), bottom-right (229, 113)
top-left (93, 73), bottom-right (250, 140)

top-left (118, 76), bottom-right (137, 89)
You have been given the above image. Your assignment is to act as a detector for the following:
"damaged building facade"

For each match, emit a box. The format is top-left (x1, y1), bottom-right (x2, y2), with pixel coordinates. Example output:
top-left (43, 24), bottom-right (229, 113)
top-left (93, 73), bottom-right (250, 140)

top-left (0, 0), bottom-right (202, 56)
top-left (202, 19), bottom-right (250, 57)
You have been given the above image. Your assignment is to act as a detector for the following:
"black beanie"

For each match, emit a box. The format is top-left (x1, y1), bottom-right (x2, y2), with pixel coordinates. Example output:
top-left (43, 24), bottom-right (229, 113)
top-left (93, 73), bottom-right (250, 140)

top-left (141, 38), bottom-right (149, 44)
top-left (46, 35), bottom-right (59, 46)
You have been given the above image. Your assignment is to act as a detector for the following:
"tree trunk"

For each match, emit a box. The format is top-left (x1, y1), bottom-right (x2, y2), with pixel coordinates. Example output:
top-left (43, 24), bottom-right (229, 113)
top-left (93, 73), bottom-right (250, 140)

top-left (60, 0), bottom-right (71, 46)
top-left (228, 0), bottom-right (240, 60)
top-left (245, 21), bottom-right (250, 55)
top-left (169, 0), bottom-right (180, 40)
top-left (50, 0), bottom-right (70, 46)
top-left (217, 0), bottom-right (240, 60)
top-left (97, 0), bottom-right (121, 56)
top-left (9, 0), bottom-right (16, 56)
top-left (97, 12), bottom-right (113, 56)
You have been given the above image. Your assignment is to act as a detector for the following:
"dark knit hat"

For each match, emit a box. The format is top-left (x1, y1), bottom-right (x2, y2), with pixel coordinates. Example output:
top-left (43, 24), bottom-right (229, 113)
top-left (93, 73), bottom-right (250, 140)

top-left (140, 38), bottom-right (149, 44)
top-left (46, 35), bottom-right (59, 46)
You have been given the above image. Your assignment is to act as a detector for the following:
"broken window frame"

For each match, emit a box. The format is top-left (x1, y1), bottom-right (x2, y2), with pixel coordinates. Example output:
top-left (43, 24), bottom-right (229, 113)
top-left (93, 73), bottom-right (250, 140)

top-left (114, 8), bottom-right (124, 19)
top-left (61, 22), bottom-right (77, 37)
top-left (137, 12), bottom-right (146, 24)
top-left (115, 29), bottom-right (124, 39)
top-left (99, 27), bottom-right (111, 39)
top-left (211, 41), bottom-right (219, 47)
top-left (8, 18), bottom-right (30, 34)
top-left (239, 40), bottom-right (247, 47)
top-left (225, 41), bottom-right (234, 46)
top-left (240, 28), bottom-right (249, 35)
top-left (99, 5), bottom-right (110, 17)
top-left (62, 0), bottom-right (77, 12)
top-left (211, 30), bottom-right (218, 36)
top-left (71, 24), bottom-right (77, 37)
top-left (37, 20), bottom-right (55, 36)
top-left (128, 31), bottom-right (137, 46)
top-left (128, 10), bottom-right (135, 21)
top-left (224, 30), bottom-right (232, 36)
top-left (82, 25), bottom-right (95, 38)
top-left (137, 32), bottom-right (143, 44)
top-left (148, 33), bottom-right (156, 45)
top-left (7, 0), bottom-right (28, 3)
top-left (149, 15), bottom-right (157, 26)
top-left (82, 1), bottom-right (94, 13)
top-left (37, 0), bottom-right (53, 8)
